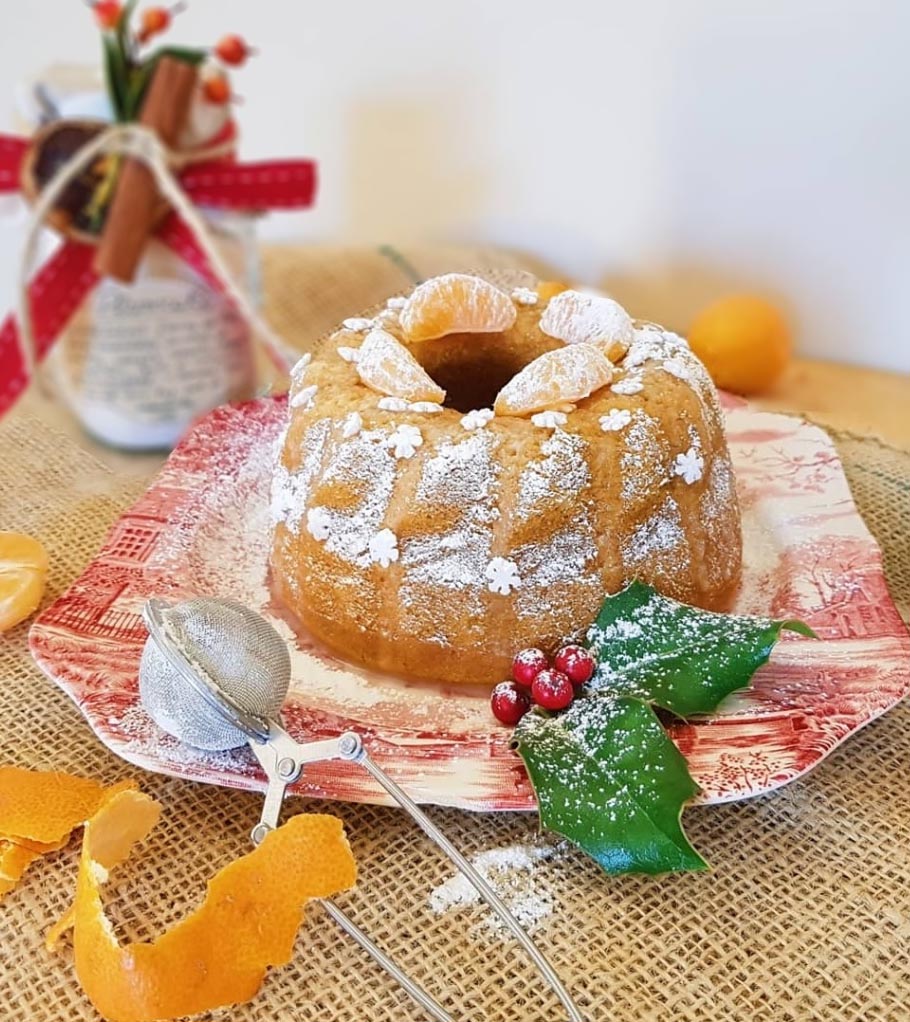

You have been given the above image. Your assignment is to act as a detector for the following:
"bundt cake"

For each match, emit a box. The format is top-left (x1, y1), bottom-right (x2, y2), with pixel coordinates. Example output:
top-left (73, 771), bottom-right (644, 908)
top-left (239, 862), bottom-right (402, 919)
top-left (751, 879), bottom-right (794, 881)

top-left (270, 274), bottom-right (742, 686)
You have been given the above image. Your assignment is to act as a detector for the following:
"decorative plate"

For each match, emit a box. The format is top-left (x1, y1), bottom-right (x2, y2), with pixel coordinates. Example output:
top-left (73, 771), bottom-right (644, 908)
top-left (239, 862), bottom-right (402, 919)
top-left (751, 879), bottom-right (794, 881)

top-left (30, 396), bottom-right (910, 810)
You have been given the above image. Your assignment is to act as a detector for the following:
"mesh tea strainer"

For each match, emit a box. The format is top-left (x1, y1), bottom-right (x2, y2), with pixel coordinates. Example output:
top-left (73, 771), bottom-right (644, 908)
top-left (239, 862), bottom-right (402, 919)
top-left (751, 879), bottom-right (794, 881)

top-left (140, 596), bottom-right (585, 1022)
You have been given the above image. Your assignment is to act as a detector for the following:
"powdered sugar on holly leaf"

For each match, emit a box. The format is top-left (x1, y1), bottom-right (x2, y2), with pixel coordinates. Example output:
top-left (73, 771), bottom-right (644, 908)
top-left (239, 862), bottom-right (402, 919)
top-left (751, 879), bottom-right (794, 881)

top-left (512, 582), bottom-right (814, 875)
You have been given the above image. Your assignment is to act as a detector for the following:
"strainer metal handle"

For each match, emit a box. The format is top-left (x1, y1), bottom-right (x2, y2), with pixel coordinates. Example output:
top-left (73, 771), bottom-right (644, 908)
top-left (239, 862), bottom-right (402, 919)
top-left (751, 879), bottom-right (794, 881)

top-left (142, 597), bottom-right (586, 1022)
top-left (246, 725), bottom-right (584, 1022)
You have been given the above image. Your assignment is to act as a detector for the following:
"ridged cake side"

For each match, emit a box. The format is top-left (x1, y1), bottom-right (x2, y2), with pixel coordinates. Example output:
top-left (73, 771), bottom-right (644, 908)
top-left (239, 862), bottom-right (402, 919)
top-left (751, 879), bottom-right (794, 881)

top-left (271, 299), bottom-right (741, 686)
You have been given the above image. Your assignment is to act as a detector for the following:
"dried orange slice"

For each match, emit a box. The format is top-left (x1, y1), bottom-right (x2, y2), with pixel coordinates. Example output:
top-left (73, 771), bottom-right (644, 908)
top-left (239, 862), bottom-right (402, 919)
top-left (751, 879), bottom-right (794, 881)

top-left (399, 273), bottom-right (517, 342)
top-left (0, 531), bottom-right (48, 631)
top-left (58, 788), bottom-right (356, 1022)
top-left (494, 344), bottom-right (614, 417)
top-left (539, 290), bottom-right (634, 359)
top-left (356, 328), bottom-right (446, 403)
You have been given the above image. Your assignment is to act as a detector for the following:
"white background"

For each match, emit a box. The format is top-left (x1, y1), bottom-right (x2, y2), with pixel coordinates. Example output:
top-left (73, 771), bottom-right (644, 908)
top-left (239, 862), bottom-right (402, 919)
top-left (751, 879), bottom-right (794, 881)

top-left (0, 0), bottom-right (907, 371)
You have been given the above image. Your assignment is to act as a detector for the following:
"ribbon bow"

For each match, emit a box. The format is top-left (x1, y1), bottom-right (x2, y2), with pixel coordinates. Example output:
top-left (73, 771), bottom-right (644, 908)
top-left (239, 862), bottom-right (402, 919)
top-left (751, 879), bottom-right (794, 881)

top-left (0, 125), bottom-right (314, 418)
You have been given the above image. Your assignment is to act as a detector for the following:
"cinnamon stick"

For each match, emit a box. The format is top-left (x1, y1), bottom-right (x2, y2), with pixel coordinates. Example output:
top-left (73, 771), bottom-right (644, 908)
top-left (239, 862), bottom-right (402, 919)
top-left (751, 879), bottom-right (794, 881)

top-left (94, 57), bottom-right (198, 283)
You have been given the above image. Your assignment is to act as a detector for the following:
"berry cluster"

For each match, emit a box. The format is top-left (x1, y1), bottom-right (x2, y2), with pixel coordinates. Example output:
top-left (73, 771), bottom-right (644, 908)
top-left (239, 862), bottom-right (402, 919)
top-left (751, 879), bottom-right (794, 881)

top-left (490, 645), bottom-right (596, 725)
top-left (90, 3), bottom-right (255, 111)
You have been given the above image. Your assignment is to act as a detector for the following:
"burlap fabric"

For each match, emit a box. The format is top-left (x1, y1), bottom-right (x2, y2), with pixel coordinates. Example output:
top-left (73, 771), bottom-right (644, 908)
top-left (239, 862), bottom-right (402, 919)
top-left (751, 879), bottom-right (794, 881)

top-left (1, 245), bottom-right (909, 1022)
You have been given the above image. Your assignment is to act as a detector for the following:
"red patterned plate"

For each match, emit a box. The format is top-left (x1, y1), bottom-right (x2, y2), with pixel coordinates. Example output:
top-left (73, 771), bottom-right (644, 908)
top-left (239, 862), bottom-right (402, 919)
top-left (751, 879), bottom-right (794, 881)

top-left (29, 396), bottom-right (910, 809)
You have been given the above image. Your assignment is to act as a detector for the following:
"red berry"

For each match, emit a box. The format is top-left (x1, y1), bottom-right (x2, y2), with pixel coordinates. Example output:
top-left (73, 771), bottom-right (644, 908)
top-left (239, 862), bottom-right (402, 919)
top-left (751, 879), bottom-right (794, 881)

top-left (203, 73), bottom-right (232, 105)
top-left (511, 647), bottom-right (549, 687)
top-left (138, 6), bottom-right (171, 43)
top-left (93, 1), bottom-right (123, 30)
top-left (530, 669), bottom-right (574, 711)
top-left (553, 644), bottom-right (596, 686)
top-left (215, 33), bottom-right (253, 67)
top-left (491, 682), bottom-right (531, 726)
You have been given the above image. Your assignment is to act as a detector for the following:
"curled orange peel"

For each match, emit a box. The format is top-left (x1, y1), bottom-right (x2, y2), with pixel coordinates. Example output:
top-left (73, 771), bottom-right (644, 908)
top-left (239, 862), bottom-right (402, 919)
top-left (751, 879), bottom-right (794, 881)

top-left (57, 788), bottom-right (357, 1022)
top-left (0, 767), bottom-right (135, 901)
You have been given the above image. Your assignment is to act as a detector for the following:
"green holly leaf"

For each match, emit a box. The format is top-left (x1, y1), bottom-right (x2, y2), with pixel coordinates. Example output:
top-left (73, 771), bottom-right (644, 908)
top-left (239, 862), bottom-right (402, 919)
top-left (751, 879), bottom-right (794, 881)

top-left (586, 581), bottom-right (815, 717)
top-left (514, 696), bottom-right (706, 875)
top-left (512, 581), bottom-right (814, 875)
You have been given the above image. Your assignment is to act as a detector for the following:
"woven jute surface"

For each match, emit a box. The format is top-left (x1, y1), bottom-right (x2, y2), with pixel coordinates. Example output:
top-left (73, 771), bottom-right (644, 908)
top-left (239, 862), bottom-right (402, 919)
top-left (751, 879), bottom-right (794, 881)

top-left (1, 245), bottom-right (910, 1022)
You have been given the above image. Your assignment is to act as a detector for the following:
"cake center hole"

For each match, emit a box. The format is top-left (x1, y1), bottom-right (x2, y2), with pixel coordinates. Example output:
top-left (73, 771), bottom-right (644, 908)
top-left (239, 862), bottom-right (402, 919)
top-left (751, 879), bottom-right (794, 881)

top-left (413, 334), bottom-right (556, 414)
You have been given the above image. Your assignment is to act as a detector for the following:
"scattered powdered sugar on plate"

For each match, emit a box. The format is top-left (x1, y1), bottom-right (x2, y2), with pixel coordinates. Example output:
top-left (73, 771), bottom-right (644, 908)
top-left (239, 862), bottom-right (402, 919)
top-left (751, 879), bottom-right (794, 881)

top-left (428, 836), bottom-right (568, 937)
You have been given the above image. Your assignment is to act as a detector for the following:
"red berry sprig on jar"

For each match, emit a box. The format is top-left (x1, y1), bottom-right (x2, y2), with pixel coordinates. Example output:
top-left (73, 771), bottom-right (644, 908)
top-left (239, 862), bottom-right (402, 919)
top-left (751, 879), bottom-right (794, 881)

top-left (93, 0), bottom-right (124, 31)
top-left (215, 34), bottom-right (255, 67)
top-left (489, 643), bottom-right (598, 724)
top-left (136, 3), bottom-right (184, 44)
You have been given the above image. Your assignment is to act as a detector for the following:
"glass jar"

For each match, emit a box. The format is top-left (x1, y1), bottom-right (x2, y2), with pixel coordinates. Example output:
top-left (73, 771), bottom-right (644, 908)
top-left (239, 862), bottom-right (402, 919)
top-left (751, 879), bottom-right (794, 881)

top-left (49, 211), bottom-right (259, 450)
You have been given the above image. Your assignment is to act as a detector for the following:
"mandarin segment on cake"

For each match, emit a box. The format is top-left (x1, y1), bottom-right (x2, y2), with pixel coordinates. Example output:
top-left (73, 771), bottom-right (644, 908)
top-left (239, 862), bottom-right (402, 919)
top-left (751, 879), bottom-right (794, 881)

top-left (271, 274), bottom-right (742, 686)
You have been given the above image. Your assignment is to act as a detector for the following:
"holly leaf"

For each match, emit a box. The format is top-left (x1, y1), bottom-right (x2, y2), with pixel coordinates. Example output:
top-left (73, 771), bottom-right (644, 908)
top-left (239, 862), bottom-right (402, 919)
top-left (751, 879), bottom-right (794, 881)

top-left (512, 581), bottom-right (814, 875)
top-left (514, 695), bottom-right (705, 875)
top-left (586, 581), bottom-right (816, 718)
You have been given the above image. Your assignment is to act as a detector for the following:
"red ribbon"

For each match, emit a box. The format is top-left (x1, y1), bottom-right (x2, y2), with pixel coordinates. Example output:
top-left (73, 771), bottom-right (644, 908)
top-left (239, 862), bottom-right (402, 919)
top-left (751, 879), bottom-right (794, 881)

top-left (0, 130), bottom-right (316, 418)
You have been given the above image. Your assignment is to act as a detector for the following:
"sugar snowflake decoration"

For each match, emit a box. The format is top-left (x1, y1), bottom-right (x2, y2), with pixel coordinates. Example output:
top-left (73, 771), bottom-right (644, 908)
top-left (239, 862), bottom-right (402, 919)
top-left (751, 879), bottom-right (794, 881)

top-left (662, 358), bottom-right (690, 380)
top-left (599, 408), bottom-right (633, 432)
top-left (341, 411), bottom-right (362, 438)
top-left (611, 377), bottom-right (644, 396)
top-left (290, 352), bottom-right (311, 382)
top-left (306, 506), bottom-right (332, 541)
top-left (290, 384), bottom-right (318, 410)
top-left (409, 402), bottom-right (444, 414)
top-left (511, 287), bottom-right (539, 306)
top-left (673, 446), bottom-right (705, 485)
top-left (530, 410), bottom-right (568, 429)
top-left (485, 557), bottom-right (521, 595)
top-left (461, 408), bottom-right (495, 431)
top-left (378, 396), bottom-right (409, 412)
top-left (387, 423), bottom-right (423, 459)
top-left (337, 346), bottom-right (360, 363)
top-left (369, 528), bottom-right (399, 568)
top-left (342, 317), bottom-right (374, 332)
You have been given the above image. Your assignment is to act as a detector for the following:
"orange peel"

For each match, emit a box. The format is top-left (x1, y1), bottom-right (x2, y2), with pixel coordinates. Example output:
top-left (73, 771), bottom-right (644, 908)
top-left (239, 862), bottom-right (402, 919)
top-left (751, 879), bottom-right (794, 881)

top-left (58, 788), bottom-right (357, 1022)
top-left (0, 767), bottom-right (135, 901)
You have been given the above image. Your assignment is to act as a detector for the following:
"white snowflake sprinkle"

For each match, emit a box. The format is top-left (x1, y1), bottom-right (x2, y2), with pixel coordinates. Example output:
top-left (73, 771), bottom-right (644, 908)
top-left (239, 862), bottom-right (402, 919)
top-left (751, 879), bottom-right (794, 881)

top-left (386, 295), bottom-right (408, 310)
top-left (387, 423), bottom-right (423, 459)
top-left (369, 528), bottom-right (399, 568)
top-left (511, 287), bottom-right (539, 306)
top-left (460, 408), bottom-right (495, 431)
top-left (662, 358), bottom-right (690, 380)
top-left (342, 317), bottom-right (374, 332)
top-left (341, 411), bottom-right (362, 438)
top-left (290, 352), bottom-right (311, 381)
top-left (306, 506), bottom-right (332, 541)
top-left (599, 408), bottom-right (633, 432)
top-left (485, 557), bottom-right (521, 595)
top-left (611, 377), bottom-right (644, 396)
top-left (530, 410), bottom-right (568, 429)
top-left (337, 346), bottom-right (361, 363)
top-left (290, 384), bottom-right (318, 409)
top-left (673, 446), bottom-right (705, 484)
top-left (378, 396), bottom-right (409, 411)
top-left (409, 401), bottom-right (444, 414)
